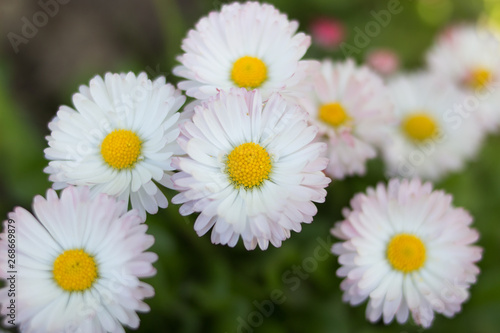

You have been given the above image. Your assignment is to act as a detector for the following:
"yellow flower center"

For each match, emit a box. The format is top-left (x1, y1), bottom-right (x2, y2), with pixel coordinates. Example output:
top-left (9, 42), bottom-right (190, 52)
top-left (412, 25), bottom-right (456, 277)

top-left (402, 113), bottom-right (438, 142)
top-left (466, 67), bottom-right (492, 90)
top-left (318, 102), bottom-right (350, 127)
top-left (225, 142), bottom-right (272, 189)
top-left (231, 56), bottom-right (267, 89)
top-left (53, 249), bottom-right (98, 292)
top-left (386, 234), bottom-right (426, 273)
top-left (101, 129), bottom-right (142, 169)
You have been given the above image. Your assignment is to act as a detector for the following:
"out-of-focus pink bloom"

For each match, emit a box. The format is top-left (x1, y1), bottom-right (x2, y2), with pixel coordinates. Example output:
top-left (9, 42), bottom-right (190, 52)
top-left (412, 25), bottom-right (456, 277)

top-left (309, 17), bottom-right (345, 49)
top-left (366, 49), bottom-right (400, 75)
top-left (439, 24), bottom-right (458, 42)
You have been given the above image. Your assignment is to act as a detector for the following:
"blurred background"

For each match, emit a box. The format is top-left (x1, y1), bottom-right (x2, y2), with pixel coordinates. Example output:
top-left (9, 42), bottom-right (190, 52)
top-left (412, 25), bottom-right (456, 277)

top-left (1, 0), bottom-right (500, 332)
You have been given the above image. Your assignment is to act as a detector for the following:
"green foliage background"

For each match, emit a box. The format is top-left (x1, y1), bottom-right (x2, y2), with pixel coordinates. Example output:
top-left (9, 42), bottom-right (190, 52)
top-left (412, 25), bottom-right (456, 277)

top-left (1, 0), bottom-right (499, 332)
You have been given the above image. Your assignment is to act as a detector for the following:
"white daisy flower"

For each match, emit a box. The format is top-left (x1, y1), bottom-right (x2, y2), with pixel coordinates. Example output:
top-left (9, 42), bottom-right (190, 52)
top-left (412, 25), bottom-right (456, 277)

top-left (44, 72), bottom-right (186, 220)
top-left (298, 59), bottom-right (395, 179)
top-left (173, 1), bottom-right (317, 101)
top-left (0, 186), bottom-right (157, 332)
top-left (382, 72), bottom-right (483, 181)
top-left (331, 178), bottom-right (482, 328)
top-left (426, 24), bottom-right (500, 131)
top-left (171, 88), bottom-right (330, 250)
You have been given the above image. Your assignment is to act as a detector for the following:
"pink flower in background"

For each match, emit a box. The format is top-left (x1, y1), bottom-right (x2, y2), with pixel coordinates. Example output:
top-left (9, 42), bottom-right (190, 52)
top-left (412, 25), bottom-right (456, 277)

top-left (366, 48), bottom-right (400, 76)
top-left (439, 25), bottom-right (458, 42)
top-left (310, 17), bottom-right (345, 49)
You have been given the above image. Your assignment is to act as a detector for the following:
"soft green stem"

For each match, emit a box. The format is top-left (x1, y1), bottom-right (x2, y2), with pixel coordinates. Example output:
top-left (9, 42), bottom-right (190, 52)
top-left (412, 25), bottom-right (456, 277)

top-left (0, 65), bottom-right (50, 204)
top-left (153, 0), bottom-right (187, 71)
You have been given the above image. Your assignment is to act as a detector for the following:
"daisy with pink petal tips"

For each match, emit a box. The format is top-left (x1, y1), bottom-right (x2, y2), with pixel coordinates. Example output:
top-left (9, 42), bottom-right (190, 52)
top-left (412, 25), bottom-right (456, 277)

top-left (0, 186), bottom-right (157, 333)
top-left (173, 1), bottom-right (318, 102)
top-left (331, 178), bottom-right (482, 328)
top-left (299, 59), bottom-right (395, 179)
top-left (171, 88), bottom-right (330, 250)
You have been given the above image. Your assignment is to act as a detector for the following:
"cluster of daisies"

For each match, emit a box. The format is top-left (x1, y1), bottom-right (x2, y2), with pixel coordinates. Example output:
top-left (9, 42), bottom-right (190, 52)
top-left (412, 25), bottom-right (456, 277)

top-left (0, 1), bottom-right (492, 332)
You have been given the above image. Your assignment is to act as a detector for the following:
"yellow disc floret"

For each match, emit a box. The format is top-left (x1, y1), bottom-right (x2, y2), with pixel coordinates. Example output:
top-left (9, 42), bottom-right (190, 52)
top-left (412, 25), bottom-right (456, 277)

top-left (101, 129), bottom-right (142, 169)
top-left (53, 249), bottom-right (98, 292)
top-left (466, 67), bottom-right (492, 90)
top-left (225, 142), bottom-right (272, 189)
top-left (402, 113), bottom-right (438, 142)
top-left (318, 102), bottom-right (350, 128)
top-left (231, 56), bottom-right (268, 89)
top-left (386, 234), bottom-right (426, 273)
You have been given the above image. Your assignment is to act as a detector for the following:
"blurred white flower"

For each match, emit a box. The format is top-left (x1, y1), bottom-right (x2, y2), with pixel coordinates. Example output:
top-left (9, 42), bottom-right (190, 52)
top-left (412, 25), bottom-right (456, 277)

top-left (382, 72), bottom-right (484, 180)
top-left (299, 59), bottom-right (395, 179)
top-left (427, 24), bottom-right (500, 132)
